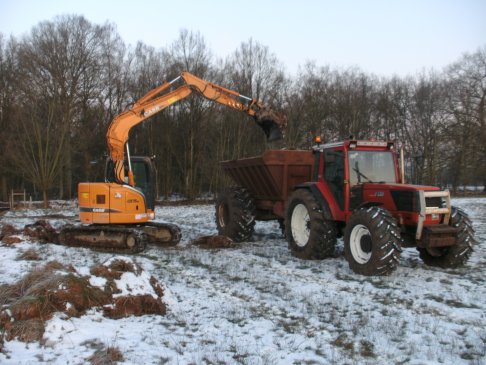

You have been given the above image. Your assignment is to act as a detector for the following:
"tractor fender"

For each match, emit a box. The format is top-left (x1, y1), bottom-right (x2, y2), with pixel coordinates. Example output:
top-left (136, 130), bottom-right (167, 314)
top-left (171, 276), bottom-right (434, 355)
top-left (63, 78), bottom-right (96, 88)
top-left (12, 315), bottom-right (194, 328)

top-left (354, 201), bottom-right (383, 211)
top-left (293, 182), bottom-right (335, 220)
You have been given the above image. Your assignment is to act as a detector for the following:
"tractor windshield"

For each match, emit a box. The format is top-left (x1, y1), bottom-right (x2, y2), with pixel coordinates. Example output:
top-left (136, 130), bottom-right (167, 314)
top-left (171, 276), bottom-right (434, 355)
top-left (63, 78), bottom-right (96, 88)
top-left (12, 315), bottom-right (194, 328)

top-left (348, 151), bottom-right (397, 186)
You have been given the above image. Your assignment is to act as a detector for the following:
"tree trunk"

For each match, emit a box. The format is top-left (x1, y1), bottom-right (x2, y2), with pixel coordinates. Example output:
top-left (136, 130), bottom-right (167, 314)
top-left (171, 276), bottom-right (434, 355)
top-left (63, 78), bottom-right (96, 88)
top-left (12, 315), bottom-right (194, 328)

top-left (59, 171), bottom-right (64, 200)
top-left (66, 142), bottom-right (72, 199)
top-left (1, 176), bottom-right (7, 202)
top-left (43, 189), bottom-right (49, 209)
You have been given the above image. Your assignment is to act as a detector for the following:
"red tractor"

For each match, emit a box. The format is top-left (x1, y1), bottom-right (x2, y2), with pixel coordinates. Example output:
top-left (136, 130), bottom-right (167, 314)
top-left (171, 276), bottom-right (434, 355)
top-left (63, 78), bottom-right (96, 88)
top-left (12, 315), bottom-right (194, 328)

top-left (215, 139), bottom-right (476, 275)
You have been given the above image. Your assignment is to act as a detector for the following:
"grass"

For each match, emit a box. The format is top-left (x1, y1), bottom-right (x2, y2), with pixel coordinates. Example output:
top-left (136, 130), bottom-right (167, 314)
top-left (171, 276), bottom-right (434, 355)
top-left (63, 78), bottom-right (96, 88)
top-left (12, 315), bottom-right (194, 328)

top-left (88, 343), bottom-right (124, 365)
top-left (16, 248), bottom-right (41, 261)
top-left (1, 257), bottom-right (169, 346)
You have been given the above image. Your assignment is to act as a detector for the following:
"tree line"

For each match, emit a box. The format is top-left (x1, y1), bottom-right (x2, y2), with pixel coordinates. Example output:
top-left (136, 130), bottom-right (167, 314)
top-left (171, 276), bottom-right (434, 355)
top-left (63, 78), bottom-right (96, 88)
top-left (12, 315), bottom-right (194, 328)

top-left (0, 15), bottom-right (484, 206)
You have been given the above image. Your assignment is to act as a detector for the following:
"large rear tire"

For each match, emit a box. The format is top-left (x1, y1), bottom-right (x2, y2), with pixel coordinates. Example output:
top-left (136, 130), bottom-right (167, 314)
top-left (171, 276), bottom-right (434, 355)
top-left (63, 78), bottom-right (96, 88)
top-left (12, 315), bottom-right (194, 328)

top-left (215, 187), bottom-right (255, 242)
top-left (285, 189), bottom-right (337, 259)
top-left (344, 206), bottom-right (402, 276)
top-left (418, 206), bottom-right (475, 268)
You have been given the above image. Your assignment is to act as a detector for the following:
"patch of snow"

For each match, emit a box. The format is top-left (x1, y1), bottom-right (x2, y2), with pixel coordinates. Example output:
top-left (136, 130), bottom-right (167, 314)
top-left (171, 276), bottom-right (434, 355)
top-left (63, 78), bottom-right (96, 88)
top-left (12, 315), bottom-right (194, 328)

top-left (113, 271), bottom-right (158, 299)
top-left (0, 197), bottom-right (485, 364)
top-left (88, 275), bottom-right (107, 289)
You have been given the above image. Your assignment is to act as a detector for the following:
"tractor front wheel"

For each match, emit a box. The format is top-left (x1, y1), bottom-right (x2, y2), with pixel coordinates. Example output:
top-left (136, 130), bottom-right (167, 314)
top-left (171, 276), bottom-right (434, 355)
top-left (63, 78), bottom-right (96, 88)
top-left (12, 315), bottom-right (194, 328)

top-left (344, 206), bottom-right (402, 276)
top-left (418, 206), bottom-right (475, 268)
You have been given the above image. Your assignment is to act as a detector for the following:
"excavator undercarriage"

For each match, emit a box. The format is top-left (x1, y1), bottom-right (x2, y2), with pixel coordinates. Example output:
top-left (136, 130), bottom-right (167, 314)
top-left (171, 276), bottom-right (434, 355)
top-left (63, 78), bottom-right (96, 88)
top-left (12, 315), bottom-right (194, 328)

top-left (59, 222), bottom-right (181, 254)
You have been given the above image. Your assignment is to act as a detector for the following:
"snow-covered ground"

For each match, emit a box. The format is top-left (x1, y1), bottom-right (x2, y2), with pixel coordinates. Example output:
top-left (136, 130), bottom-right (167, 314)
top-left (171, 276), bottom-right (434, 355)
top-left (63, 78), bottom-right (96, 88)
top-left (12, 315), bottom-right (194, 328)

top-left (0, 198), bottom-right (485, 365)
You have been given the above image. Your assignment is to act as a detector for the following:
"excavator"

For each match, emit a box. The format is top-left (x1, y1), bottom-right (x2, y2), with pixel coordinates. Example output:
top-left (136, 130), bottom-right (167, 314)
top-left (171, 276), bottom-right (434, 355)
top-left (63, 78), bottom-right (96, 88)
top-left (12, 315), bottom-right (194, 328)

top-left (59, 72), bottom-right (287, 253)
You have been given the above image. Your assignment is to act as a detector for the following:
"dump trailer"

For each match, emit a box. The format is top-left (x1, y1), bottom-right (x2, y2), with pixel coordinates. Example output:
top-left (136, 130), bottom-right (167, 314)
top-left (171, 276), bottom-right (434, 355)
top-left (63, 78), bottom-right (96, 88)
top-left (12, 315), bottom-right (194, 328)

top-left (216, 139), bottom-right (476, 276)
top-left (220, 150), bottom-right (315, 222)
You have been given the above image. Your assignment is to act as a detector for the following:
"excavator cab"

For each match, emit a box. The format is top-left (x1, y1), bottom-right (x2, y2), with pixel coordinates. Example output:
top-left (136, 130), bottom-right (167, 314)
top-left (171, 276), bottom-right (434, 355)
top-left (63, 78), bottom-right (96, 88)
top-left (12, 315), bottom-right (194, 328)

top-left (105, 156), bottom-right (156, 210)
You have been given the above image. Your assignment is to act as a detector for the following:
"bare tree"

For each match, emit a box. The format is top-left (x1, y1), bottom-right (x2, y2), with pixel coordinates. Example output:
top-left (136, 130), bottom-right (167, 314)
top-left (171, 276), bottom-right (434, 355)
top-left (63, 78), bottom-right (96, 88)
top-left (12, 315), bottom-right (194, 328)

top-left (0, 35), bottom-right (19, 201)
top-left (16, 15), bottom-right (110, 198)
top-left (164, 29), bottom-right (214, 199)
top-left (221, 39), bottom-right (285, 159)
top-left (9, 96), bottom-right (70, 207)
top-left (290, 63), bottom-right (335, 146)
top-left (445, 47), bottom-right (486, 191)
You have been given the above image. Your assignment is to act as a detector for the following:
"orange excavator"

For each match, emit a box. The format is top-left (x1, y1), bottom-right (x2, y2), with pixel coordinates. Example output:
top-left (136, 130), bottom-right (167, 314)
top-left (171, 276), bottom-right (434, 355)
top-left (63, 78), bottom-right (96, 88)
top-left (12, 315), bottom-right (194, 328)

top-left (59, 72), bottom-right (287, 252)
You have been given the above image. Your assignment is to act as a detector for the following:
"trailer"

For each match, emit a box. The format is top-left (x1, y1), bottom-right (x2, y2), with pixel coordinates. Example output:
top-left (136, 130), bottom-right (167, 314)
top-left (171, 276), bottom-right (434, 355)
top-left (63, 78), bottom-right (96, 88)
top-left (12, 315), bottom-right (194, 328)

top-left (221, 150), bottom-right (315, 221)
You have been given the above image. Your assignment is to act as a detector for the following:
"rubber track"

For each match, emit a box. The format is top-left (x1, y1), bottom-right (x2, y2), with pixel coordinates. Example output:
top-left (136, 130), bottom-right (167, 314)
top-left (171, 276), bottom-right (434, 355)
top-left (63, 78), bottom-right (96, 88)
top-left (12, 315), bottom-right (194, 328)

top-left (59, 225), bottom-right (146, 254)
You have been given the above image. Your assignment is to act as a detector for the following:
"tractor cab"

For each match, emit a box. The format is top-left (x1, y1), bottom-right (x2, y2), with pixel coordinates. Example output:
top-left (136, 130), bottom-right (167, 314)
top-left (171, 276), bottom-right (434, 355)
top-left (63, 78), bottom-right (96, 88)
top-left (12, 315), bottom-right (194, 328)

top-left (314, 139), bottom-right (399, 220)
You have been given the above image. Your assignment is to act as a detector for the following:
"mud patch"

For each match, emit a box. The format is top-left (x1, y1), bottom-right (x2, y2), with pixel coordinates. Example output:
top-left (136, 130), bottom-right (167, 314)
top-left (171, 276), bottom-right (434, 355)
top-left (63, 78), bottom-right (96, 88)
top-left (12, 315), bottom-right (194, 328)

top-left (192, 235), bottom-right (234, 249)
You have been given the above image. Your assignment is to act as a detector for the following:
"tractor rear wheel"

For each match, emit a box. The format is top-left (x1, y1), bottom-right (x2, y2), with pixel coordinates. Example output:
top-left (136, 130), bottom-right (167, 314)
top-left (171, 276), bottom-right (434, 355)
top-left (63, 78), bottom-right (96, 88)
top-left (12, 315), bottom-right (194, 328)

top-left (418, 206), bottom-right (475, 268)
top-left (285, 189), bottom-right (337, 259)
top-left (344, 206), bottom-right (402, 276)
top-left (215, 187), bottom-right (255, 242)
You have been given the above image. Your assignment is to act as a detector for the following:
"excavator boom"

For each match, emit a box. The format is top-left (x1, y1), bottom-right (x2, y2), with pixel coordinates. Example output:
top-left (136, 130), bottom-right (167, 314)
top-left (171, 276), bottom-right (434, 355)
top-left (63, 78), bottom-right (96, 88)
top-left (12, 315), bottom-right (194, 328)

top-left (179, 72), bottom-right (286, 142)
top-left (107, 72), bottom-right (287, 184)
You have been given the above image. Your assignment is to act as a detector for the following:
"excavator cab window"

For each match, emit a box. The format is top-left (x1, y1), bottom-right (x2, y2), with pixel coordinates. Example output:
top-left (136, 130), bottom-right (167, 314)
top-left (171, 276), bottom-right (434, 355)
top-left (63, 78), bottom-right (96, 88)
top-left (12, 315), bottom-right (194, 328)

top-left (105, 157), bottom-right (156, 210)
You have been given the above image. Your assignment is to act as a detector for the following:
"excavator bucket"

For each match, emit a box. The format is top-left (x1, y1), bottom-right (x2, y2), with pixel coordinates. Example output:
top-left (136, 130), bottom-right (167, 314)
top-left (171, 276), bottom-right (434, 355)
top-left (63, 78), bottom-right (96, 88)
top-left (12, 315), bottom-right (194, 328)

top-left (254, 109), bottom-right (287, 142)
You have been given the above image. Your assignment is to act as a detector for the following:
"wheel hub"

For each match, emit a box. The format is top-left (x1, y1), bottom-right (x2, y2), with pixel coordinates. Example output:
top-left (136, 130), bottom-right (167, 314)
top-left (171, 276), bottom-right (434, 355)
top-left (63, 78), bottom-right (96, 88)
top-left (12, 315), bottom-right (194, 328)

top-left (360, 234), bottom-right (372, 253)
top-left (349, 224), bottom-right (372, 264)
top-left (291, 203), bottom-right (310, 247)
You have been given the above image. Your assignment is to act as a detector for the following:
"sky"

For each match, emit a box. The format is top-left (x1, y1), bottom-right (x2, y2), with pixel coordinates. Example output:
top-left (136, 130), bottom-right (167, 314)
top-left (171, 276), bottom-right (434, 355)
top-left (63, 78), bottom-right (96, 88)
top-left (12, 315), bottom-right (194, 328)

top-left (0, 0), bottom-right (484, 77)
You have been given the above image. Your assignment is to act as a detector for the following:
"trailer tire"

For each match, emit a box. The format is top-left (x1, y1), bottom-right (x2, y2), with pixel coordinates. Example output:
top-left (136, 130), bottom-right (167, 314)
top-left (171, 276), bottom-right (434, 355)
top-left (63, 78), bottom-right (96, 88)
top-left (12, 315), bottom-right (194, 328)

top-left (285, 189), bottom-right (337, 259)
top-left (418, 206), bottom-right (475, 268)
top-left (344, 206), bottom-right (402, 276)
top-left (215, 187), bottom-right (255, 242)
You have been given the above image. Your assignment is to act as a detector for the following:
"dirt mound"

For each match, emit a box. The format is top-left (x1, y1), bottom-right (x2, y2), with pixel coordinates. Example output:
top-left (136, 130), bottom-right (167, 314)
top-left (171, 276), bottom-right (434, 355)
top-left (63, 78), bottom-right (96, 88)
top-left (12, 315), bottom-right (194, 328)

top-left (191, 235), bottom-right (234, 249)
top-left (23, 220), bottom-right (59, 243)
top-left (1, 224), bottom-right (21, 244)
top-left (1, 220), bottom-right (60, 245)
top-left (1, 224), bottom-right (18, 239)
top-left (91, 257), bottom-right (166, 319)
top-left (0, 257), bottom-right (167, 343)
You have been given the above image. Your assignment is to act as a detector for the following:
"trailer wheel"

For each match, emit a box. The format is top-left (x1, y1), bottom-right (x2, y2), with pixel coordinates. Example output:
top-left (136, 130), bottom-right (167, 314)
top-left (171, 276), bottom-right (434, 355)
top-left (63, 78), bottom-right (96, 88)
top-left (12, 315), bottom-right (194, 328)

top-left (215, 187), bottom-right (255, 242)
top-left (285, 189), bottom-right (337, 259)
top-left (418, 206), bottom-right (475, 268)
top-left (344, 206), bottom-right (402, 276)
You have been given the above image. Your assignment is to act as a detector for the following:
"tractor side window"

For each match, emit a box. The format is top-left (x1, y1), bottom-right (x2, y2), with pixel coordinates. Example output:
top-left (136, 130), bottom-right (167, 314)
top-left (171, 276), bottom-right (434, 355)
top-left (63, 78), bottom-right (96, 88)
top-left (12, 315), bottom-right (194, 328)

top-left (323, 149), bottom-right (344, 210)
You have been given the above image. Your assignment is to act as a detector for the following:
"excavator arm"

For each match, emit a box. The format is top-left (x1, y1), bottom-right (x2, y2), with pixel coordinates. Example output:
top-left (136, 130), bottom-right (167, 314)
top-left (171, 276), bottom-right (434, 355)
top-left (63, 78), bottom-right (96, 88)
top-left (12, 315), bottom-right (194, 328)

top-left (106, 72), bottom-right (287, 185)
